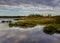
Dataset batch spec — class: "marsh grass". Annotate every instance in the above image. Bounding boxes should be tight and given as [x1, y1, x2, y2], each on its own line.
[43, 24, 60, 34]
[9, 14, 60, 33]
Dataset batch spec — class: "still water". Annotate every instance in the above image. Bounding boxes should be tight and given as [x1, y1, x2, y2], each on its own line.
[0, 18, 60, 43]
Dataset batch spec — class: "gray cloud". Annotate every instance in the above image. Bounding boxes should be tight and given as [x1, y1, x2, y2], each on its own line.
[0, 0, 60, 7]
[0, 0, 59, 11]
[0, 4, 54, 10]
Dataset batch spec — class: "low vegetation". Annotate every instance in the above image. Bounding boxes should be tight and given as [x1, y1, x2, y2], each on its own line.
[43, 15, 60, 34]
[8, 14, 60, 34]
[9, 14, 56, 27]
[43, 24, 60, 34]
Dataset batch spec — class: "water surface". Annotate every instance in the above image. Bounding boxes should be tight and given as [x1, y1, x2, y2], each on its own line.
[0, 18, 60, 43]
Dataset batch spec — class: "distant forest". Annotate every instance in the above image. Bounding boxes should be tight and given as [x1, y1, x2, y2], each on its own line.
[0, 14, 60, 18]
[0, 16, 21, 18]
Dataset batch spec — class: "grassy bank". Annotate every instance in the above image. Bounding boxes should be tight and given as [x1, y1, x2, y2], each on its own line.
[9, 14, 60, 33]
[9, 18, 55, 28]
[43, 24, 60, 34]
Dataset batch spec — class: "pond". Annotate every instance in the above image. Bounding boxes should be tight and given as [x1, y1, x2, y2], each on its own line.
[0, 18, 60, 43]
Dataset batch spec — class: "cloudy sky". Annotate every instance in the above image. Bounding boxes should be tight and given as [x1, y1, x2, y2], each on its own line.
[0, 0, 60, 16]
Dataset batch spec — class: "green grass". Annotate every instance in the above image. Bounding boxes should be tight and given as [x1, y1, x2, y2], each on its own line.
[9, 18, 55, 28]
[8, 14, 60, 34]
[43, 24, 60, 34]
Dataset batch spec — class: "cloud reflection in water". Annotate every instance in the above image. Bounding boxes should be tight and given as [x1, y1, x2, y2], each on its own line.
[0, 25, 60, 43]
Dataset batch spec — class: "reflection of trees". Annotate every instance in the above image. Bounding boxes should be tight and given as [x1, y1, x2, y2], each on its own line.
[0, 16, 21, 18]
[1, 20, 12, 23]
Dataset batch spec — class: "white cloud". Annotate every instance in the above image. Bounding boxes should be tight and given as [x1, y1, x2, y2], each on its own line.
[0, 5, 19, 10]
[0, 4, 59, 11]
[18, 4, 54, 10]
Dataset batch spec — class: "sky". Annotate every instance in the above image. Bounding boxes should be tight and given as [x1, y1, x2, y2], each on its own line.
[0, 0, 60, 16]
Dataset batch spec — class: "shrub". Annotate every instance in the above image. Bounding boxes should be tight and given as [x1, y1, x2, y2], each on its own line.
[43, 25, 57, 35]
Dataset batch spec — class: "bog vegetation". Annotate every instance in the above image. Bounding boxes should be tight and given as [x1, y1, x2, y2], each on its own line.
[8, 14, 60, 34]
